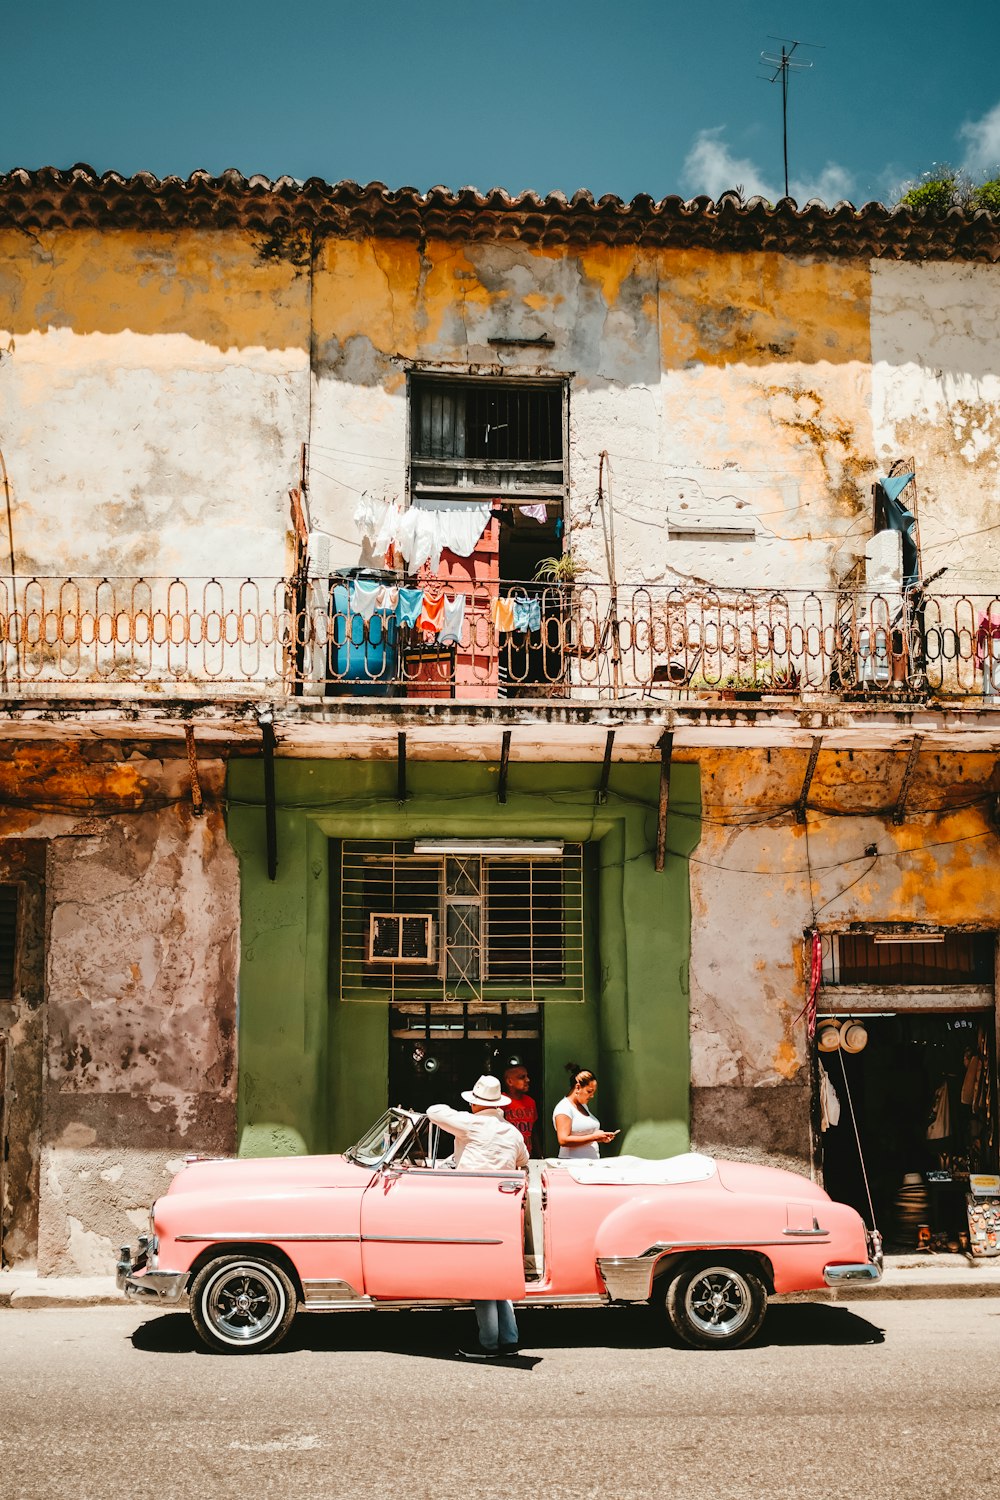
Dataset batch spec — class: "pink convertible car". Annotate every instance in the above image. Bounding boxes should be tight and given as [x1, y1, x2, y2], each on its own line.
[116, 1107, 882, 1353]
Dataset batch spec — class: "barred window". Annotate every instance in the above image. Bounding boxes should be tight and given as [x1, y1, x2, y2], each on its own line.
[409, 377, 566, 499]
[339, 841, 583, 1003]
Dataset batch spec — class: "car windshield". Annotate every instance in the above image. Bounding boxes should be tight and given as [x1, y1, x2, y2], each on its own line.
[345, 1110, 414, 1167]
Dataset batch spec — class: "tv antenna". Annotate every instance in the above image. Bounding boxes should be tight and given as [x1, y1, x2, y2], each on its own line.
[759, 37, 822, 200]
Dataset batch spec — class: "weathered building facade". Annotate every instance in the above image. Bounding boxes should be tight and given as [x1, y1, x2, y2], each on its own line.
[1, 166, 999, 1270]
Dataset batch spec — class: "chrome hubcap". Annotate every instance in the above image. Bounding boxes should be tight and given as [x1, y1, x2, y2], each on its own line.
[205, 1265, 284, 1343]
[684, 1267, 753, 1339]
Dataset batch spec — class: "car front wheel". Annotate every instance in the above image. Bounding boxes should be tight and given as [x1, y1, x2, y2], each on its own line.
[665, 1259, 767, 1350]
[189, 1255, 297, 1354]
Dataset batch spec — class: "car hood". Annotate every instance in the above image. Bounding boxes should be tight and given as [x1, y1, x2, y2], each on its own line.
[167, 1152, 373, 1196]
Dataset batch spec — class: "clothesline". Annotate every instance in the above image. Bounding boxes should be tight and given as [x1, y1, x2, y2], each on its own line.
[342, 580, 545, 645]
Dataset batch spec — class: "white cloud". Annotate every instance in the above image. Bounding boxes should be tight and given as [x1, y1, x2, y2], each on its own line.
[794, 162, 854, 206]
[681, 128, 778, 201]
[959, 100, 1000, 173]
[681, 128, 855, 205]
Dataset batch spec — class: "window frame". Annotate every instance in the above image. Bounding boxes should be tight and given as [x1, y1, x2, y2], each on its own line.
[405, 370, 570, 506]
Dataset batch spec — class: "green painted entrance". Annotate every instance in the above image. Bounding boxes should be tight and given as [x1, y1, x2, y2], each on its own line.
[227, 757, 700, 1160]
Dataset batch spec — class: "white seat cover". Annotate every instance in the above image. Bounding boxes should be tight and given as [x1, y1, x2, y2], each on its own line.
[563, 1153, 717, 1186]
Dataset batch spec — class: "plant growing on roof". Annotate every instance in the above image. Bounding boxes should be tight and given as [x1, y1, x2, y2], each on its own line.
[893, 164, 1000, 214]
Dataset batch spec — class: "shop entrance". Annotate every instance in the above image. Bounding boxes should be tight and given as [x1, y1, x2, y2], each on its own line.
[819, 1010, 997, 1249]
[388, 1003, 543, 1121]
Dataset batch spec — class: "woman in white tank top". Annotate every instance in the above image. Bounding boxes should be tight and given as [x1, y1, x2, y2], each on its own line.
[552, 1064, 618, 1159]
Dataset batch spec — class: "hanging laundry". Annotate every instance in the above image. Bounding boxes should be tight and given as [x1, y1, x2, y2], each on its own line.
[976, 611, 1000, 700]
[518, 504, 548, 524]
[492, 597, 516, 633]
[819, 1068, 841, 1131]
[513, 597, 542, 633]
[393, 500, 493, 572]
[353, 493, 381, 539]
[398, 587, 424, 629]
[371, 502, 403, 564]
[961, 1051, 982, 1107]
[375, 585, 399, 612]
[417, 593, 445, 633]
[349, 579, 383, 622]
[440, 593, 466, 646]
[926, 1081, 951, 1141]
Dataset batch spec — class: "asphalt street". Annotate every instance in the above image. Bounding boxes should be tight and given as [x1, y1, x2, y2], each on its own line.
[2, 1299, 999, 1500]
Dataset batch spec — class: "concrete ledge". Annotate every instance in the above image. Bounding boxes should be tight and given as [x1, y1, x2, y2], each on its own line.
[0, 1275, 120, 1308]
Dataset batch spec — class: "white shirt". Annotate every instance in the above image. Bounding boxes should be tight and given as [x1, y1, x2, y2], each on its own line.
[553, 1096, 602, 1159]
[426, 1104, 529, 1172]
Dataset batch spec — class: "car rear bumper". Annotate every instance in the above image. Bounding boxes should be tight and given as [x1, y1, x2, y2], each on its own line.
[822, 1261, 882, 1286]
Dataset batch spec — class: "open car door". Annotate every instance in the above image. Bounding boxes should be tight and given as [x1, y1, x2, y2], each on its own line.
[360, 1166, 526, 1301]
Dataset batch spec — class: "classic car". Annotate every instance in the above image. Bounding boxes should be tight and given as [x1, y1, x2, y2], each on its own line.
[116, 1107, 882, 1354]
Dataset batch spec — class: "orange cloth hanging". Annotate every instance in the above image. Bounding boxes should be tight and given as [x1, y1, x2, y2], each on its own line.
[492, 596, 516, 633]
[417, 593, 445, 633]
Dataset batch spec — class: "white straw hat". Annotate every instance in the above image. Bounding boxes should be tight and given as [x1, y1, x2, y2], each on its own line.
[841, 1021, 869, 1054]
[461, 1075, 511, 1108]
[817, 1021, 842, 1052]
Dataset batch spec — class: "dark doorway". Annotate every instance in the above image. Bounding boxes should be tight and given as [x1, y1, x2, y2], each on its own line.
[820, 1011, 996, 1249]
[497, 513, 566, 697]
[388, 1005, 543, 1125]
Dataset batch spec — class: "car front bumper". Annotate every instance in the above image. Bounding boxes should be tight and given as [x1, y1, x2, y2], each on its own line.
[116, 1235, 188, 1304]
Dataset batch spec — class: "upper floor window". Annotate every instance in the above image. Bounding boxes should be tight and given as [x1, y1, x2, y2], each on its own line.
[823, 931, 994, 987]
[409, 376, 566, 499]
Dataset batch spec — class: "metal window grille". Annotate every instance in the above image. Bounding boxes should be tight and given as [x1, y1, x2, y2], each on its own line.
[0, 886, 16, 1001]
[339, 840, 584, 1003]
[823, 931, 995, 986]
[409, 377, 565, 497]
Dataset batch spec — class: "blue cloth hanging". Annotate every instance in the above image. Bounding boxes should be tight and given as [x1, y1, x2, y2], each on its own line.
[876, 473, 918, 586]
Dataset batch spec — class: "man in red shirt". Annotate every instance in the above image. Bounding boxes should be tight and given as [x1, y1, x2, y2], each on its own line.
[502, 1064, 538, 1157]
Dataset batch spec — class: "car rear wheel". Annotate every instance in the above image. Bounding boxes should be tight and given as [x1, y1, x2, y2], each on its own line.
[665, 1259, 767, 1350]
[189, 1255, 297, 1354]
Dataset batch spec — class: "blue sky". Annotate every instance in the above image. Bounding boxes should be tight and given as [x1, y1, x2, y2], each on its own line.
[5, 1, 999, 205]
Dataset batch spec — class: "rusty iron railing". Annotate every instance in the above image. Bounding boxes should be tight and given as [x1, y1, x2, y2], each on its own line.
[0, 576, 999, 704]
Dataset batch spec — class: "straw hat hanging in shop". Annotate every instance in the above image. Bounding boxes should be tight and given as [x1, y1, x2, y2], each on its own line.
[840, 1021, 869, 1054]
[817, 1020, 843, 1052]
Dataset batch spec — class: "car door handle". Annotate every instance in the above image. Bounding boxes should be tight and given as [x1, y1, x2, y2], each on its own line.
[498, 1181, 522, 1193]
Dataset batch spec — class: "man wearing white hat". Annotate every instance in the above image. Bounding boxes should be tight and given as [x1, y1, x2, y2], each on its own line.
[427, 1075, 529, 1358]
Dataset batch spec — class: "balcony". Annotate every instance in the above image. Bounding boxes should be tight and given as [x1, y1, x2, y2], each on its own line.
[0, 575, 998, 710]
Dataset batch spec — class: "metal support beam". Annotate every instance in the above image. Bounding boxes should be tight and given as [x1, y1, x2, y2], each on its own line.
[892, 734, 924, 825]
[596, 730, 615, 804]
[260, 714, 277, 882]
[795, 736, 823, 825]
[498, 730, 512, 805]
[397, 732, 407, 805]
[184, 724, 204, 818]
[655, 731, 673, 872]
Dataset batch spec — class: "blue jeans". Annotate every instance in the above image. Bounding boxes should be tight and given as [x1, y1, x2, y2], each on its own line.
[473, 1299, 518, 1351]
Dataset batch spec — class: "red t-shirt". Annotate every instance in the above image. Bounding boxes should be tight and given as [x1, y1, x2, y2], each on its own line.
[504, 1094, 538, 1152]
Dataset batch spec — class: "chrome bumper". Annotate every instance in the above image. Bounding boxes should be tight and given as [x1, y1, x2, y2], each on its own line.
[116, 1235, 188, 1304]
[823, 1227, 883, 1287]
[823, 1262, 882, 1286]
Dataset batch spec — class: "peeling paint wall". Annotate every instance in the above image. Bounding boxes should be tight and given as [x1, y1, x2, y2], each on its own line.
[687, 746, 1000, 1173]
[0, 229, 309, 578]
[0, 745, 239, 1271]
[0, 840, 45, 1266]
[3, 231, 998, 595]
